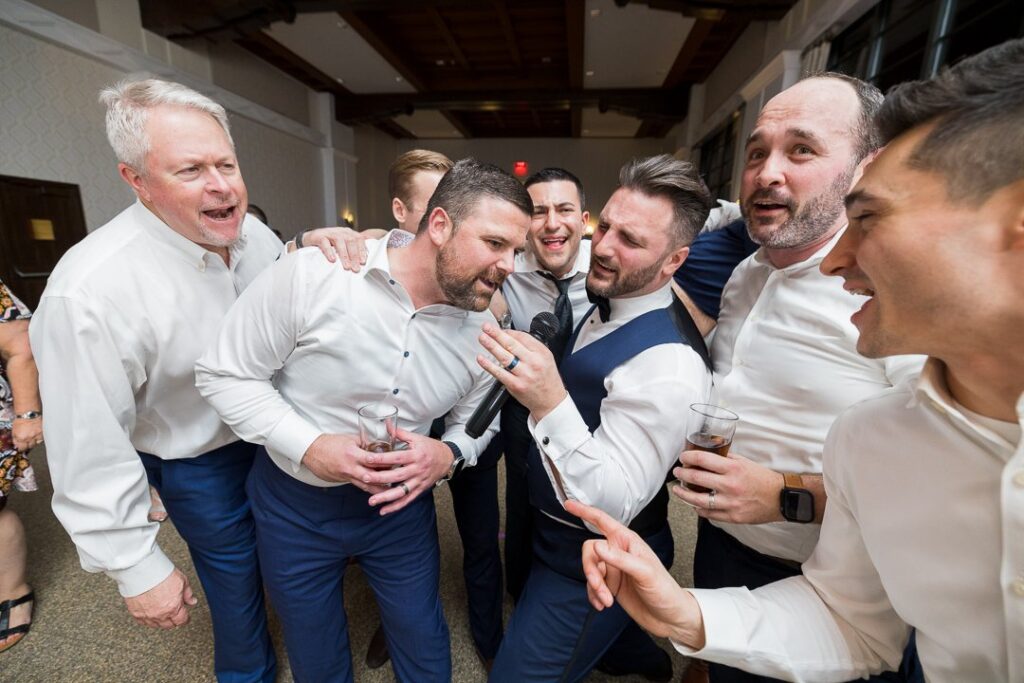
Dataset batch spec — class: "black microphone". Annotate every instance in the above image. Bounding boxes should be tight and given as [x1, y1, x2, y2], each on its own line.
[465, 311, 561, 438]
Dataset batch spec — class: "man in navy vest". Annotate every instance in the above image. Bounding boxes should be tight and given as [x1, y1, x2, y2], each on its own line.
[476, 155, 714, 682]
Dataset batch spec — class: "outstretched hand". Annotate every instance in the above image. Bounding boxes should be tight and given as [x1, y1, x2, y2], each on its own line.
[565, 499, 707, 649]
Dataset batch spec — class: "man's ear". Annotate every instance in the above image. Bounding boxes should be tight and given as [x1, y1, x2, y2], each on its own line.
[392, 197, 406, 226]
[850, 147, 884, 189]
[581, 210, 590, 228]
[426, 206, 453, 247]
[663, 245, 690, 277]
[119, 163, 149, 201]
[1005, 179, 1024, 252]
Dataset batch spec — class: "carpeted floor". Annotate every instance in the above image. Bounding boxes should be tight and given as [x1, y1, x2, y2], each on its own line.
[3, 447, 699, 682]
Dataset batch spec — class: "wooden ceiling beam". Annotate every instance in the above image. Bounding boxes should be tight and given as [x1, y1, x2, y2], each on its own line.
[339, 10, 428, 90]
[493, 1, 523, 69]
[428, 7, 472, 70]
[566, 0, 585, 137]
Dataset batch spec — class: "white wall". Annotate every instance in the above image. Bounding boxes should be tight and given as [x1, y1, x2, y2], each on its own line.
[0, 1, 356, 235]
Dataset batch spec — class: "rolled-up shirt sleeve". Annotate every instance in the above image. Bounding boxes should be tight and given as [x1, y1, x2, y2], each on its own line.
[528, 344, 710, 526]
[30, 297, 174, 597]
[195, 252, 322, 470]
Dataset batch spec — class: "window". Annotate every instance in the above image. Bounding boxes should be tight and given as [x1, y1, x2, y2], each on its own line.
[826, 0, 1024, 89]
[698, 108, 742, 202]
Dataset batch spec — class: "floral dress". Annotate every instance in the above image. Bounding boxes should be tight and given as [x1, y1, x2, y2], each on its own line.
[0, 279, 38, 502]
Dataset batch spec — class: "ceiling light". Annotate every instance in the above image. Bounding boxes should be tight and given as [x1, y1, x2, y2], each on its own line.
[583, 128, 590, 134]
[541, 56, 552, 64]
[586, 70, 594, 77]
[590, 9, 601, 16]
[336, 21, 347, 29]
[395, 76, 403, 82]
[436, 59, 445, 66]
[335, 77, 344, 84]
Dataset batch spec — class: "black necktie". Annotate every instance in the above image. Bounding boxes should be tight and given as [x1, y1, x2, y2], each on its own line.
[586, 287, 611, 323]
[540, 273, 573, 363]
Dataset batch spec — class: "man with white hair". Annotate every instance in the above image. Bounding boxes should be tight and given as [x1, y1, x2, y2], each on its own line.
[30, 78, 337, 682]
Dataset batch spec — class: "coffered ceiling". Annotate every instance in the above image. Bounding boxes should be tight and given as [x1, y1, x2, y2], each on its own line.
[139, 0, 796, 139]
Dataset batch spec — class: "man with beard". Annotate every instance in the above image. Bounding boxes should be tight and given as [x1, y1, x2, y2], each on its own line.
[195, 158, 531, 682]
[476, 155, 713, 681]
[570, 37, 1024, 683]
[670, 74, 924, 683]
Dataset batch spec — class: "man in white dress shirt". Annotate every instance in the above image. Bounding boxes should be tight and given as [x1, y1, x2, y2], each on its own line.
[570, 37, 1024, 683]
[195, 158, 531, 683]
[669, 74, 923, 683]
[477, 155, 714, 681]
[30, 80, 285, 682]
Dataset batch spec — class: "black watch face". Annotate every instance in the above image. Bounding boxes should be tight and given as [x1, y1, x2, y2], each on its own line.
[783, 489, 814, 523]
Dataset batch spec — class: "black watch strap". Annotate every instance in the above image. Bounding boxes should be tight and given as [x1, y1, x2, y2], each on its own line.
[438, 441, 465, 484]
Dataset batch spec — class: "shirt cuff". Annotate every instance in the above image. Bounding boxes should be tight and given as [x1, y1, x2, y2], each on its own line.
[527, 394, 590, 462]
[107, 545, 176, 598]
[264, 410, 323, 473]
[670, 588, 753, 658]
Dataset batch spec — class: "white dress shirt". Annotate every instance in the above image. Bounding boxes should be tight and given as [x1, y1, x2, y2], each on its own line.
[528, 283, 712, 528]
[30, 201, 282, 597]
[711, 230, 924, 562]
[678, 359, 1023, 683]
[195, 236, 497, 487]
[503, 240, 593, 330]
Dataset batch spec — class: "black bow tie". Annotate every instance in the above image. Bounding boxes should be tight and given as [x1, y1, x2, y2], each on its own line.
[587, 288, 611, 323]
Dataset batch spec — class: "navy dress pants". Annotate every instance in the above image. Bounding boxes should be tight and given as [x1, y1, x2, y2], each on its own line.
[448, 433, 505, 659]
[247, 449, 450, 683]
[490, 521, 674, 682]
[139, 441, 276, 683]
[694, 519, 922, 683]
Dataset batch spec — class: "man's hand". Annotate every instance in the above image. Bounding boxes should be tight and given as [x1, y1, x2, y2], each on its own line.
[476, 323, 567, 420]
[366, 427, 454, 515]
[11, 415, 42, 452]
[300, 433, 392, 495]
[124, 568, 197, 629]
[672, 450, 783, 524]
[289, 227, 385, 271]
[566, 500, 707, 649]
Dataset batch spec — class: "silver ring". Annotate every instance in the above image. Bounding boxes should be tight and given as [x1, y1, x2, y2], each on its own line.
[708, 490, 716, 510]
[504, 356, 520, 372]
[400, 483, 411, 496]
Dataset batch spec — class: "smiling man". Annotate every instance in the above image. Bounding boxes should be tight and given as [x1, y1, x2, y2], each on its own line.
[195, 158, 531, 682]
[30, 79, 284, 682]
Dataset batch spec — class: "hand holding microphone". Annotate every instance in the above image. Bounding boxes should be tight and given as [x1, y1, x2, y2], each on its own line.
[469, 311, 564, 437]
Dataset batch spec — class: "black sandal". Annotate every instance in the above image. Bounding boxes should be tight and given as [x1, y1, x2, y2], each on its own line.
[0, 591, 34, 653]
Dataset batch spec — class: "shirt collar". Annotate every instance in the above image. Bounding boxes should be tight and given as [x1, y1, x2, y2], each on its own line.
[606, 281, 673, 322]
[751, 225, 846, 274]
[516, 239, 590, 279]
[366, 233, 471, 319]
[133, 200, 249, 271]
[910, 358, 1022, 458]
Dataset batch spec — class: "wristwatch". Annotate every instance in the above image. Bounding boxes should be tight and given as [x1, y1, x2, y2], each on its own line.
[436, 441, 465, 486]
[780, 473, 815, 523]
[15, 410, 42, 420]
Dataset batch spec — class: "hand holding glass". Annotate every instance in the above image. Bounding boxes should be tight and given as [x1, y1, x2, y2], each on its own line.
[358, 402, 399, 454]
[684, 403, 739, 493]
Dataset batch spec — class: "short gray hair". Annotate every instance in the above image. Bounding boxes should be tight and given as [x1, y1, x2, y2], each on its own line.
[99, 78, 234, 171]
[618, 155, 712, 247]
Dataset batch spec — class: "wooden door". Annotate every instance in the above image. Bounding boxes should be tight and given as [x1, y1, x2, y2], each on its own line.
[0, 175, 88, 310]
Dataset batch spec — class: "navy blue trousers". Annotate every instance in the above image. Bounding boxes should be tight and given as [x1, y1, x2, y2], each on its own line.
[139, 441, 275, 683]
[490, 521, 674, 682]
[247, 449, 450, 683]
[694, 519, 922, 683]
[449, 434, 504, 659]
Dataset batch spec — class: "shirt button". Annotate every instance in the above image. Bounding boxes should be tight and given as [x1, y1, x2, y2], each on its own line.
[411, 313, 417, 319]
[1013, 471, 1024, 488]
[1013, 578, 1024, 598]
[542, 436, 550, 445]
[389, 279, 396, 285]
[404, 351, 410, 358]
[392, 389, 399, 395]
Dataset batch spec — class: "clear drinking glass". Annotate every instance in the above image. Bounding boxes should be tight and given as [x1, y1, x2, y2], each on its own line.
[684, 403, 739, 493]
[358, 402, 399, 453]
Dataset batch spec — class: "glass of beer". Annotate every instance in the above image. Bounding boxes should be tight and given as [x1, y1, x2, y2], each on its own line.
[358, 402, 399, 453]
[684, 403, 739, 493]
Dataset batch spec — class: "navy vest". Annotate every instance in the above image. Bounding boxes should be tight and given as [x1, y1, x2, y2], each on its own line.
[526, 297, 710, 578]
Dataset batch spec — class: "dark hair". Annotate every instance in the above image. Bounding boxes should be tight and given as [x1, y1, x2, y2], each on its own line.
[801, 71, 884, 162]
[618, 154, 712, 247]
[420, 158, 533, 232]
[524, 167, 587, 211]
[389, 149, 454, 207]
[246, 203, 268, 225]
[875, 38, 1024, 203]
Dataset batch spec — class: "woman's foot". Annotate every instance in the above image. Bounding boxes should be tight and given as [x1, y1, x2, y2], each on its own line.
[148, 486, 168, 523]
[0, 586, 34, 653]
